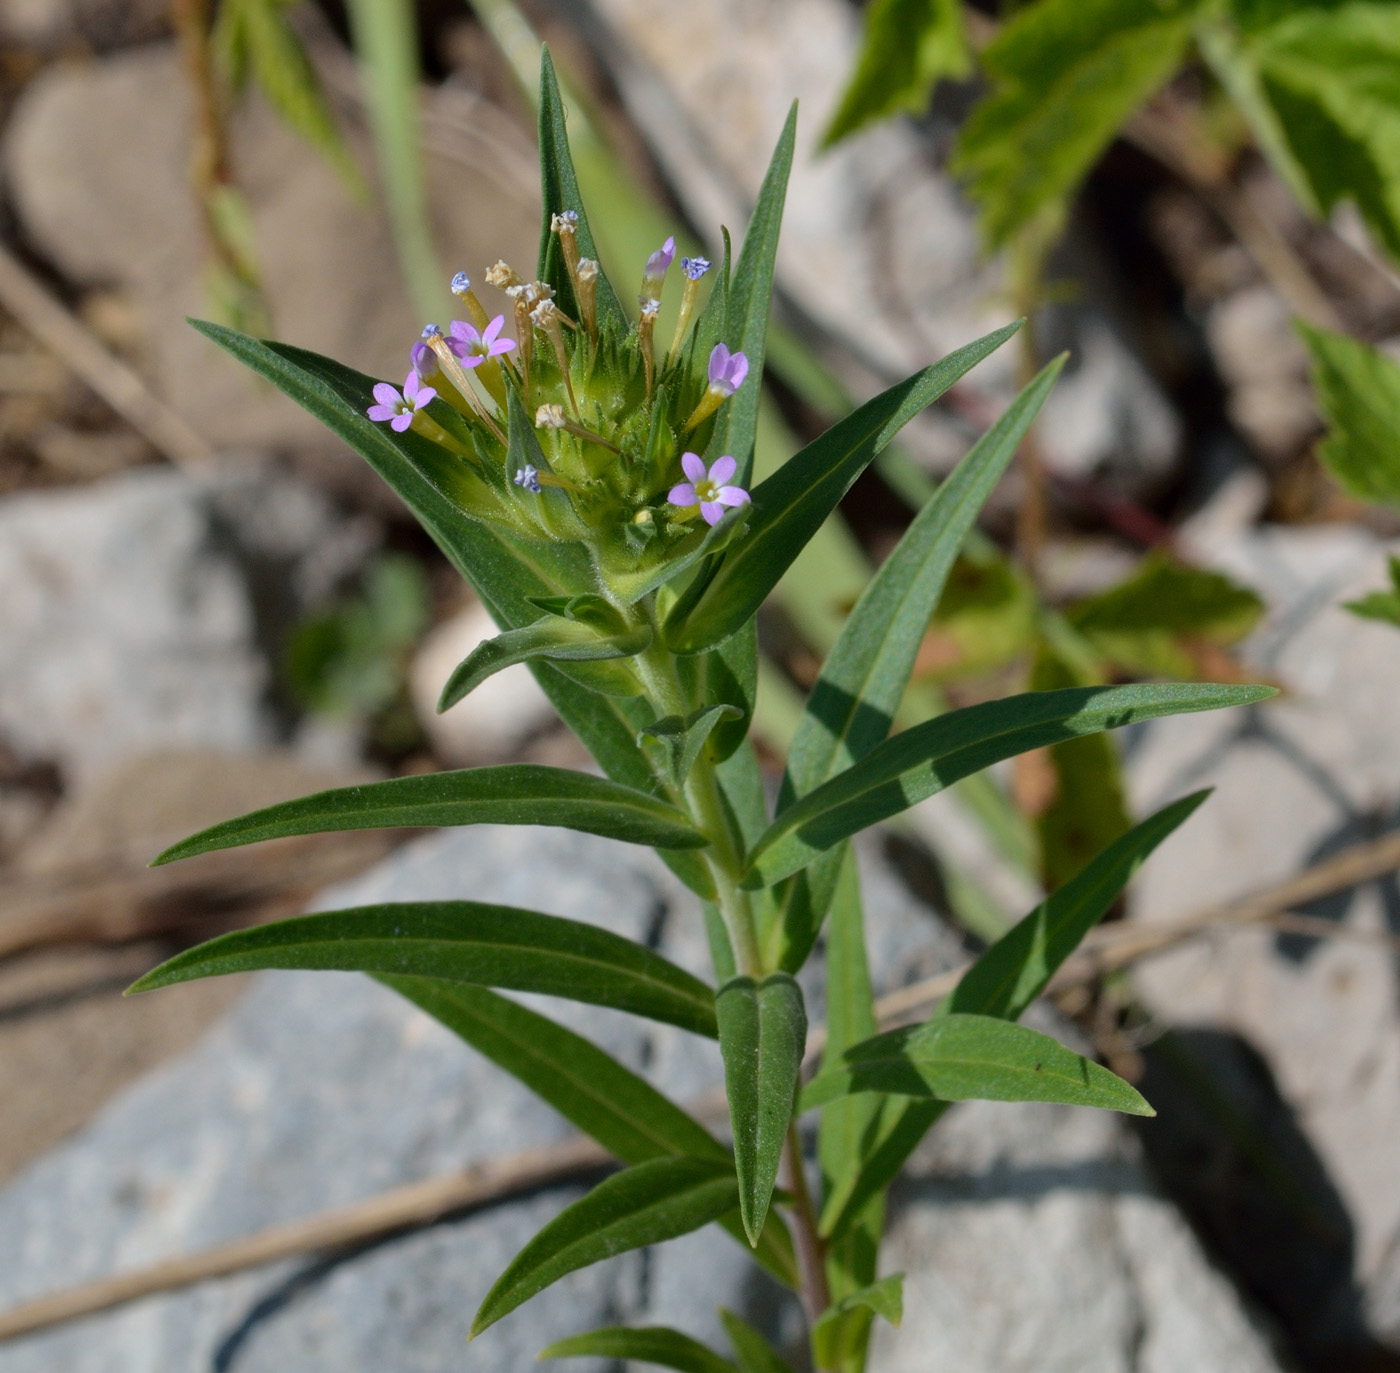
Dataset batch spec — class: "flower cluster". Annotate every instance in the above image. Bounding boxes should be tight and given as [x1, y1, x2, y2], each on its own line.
[365, 223, 753, 589]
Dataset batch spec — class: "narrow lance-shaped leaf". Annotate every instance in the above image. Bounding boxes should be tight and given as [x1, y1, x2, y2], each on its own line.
[639, 706, 744, 790]
[438, 617, 650, 711]
[719, 1310, 797, 1373]
[536, 46, 627, 332]
[716, 973, 808, 1245]
[746, 682, 1273, 888]
[811, 1274, 905, 1371]
[820, 790, 1210, 1240]
[152, 765, 708, 866]
[707, 106, 796, 488]
[667, 323, 1023, 656]
[541, 1326, 740, 1373]
[471, 1157, 739, 1336]
[130, 902, 718, 1037]
[798, 1012, 1152, 1116]
[766, 347, 1052, 970]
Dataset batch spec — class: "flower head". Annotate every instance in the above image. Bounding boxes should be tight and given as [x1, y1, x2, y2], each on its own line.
[448, 315, 516, 367]
[513, 464, 541, 493]
[450, 271, 472, 296]
[644, 236, 676, 284]
[668, 452, 750, 526]
[708, 343, 749, 396]
[682, 256, 711, 281]
[367, 371, 436, 432]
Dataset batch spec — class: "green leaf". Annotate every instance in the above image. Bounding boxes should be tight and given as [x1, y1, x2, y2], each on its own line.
[746, 683, 1272, 888]
[471, 1156, 738, 1336]
[1242, 5, 1400, 261]
[811, 1275, 905, 1370]
[379, 978, 724, 1163]
[1345, 555, 1400, 626]
[1299, 322, 1400, 509]
[667, 323, 1023, 655]
[639, 706, 744, 790]
[438, 617, 649, 710]
[823, 0, 970, 146]
[798, 1013, 1152, 1115]
[716, 973, 808, 1245]
[129, 902, 718, 1037]
[954, 0, 1203, 248]
[537, 46, 628, 333]
[719, 1311, 796, 1373]
[763, 351, 1053, 970]
[541, 1326, 740, 1373]
[708, 108, 797, 489]
[151, 765, 709, 864]
[1067, 550, 1266, 679]
[240, 0, 366, 194]
[819, 791, 1208, 1240]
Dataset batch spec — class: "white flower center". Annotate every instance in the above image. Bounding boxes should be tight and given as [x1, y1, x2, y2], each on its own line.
[695, 478, 719, 503]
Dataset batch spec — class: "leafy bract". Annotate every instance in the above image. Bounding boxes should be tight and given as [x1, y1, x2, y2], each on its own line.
[955, 0, 1203, 248]
[823, 0, 970, 146]
[541, 1326, 740, 1373]
[438, 617, 649, 710]
[471, 1157, 739, 1335]
[798, 1013, 1152, 1115]
[640, 706, 744, 790]
[537, 46, 627, 331]
[819, 791, 1208, 1240]
[746, 683, 1272, 888]
[716, 973, 808, 1245]
[1299, 322, 1400, 510]
[129, 902, 718, 1037]
[151, 766, 708, 865]
[666, 323, 1023, 655]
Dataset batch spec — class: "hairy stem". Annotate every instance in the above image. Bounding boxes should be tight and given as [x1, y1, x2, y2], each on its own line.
[783, 1125, 833, 1365]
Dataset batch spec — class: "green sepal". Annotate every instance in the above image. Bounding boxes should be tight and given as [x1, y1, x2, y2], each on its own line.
[639, 705, 744, 790]
[716, 972, 808, 1245]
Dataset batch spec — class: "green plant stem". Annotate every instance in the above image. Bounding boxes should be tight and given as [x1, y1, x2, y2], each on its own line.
[631, 625, 763, 978]
[783, 1124, 833, 1367]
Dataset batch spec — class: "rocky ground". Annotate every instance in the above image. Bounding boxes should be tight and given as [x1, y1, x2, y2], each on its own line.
[0, 0, 1398, 1369]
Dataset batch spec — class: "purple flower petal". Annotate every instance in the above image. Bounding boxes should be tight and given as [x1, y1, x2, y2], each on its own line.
[413, 385, 436, 410]
[488, 336, 516, 356]
[482, 315, 505, 347]
[403, 372, 424, 402]
[708, 454, 737, 486]
[708, 343, 731, 387]
[700, 501, 724, 526]
[390, 413, 413, 432]
[681, 451, 707, 483]
[717, 486, 750, 507]
[410, 341, 437, 380]
[449, 320, 479, 344]
[726, 352, 749, 390]
[668, 483, 698, 506]
[372, 382, 402, 407]
[367, 404, 397, 422]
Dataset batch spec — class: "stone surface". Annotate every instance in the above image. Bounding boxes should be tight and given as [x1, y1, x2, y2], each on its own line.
[1125, 523, 1400, 1353]
[578, 0, 1180, 489]
[0, 461, 372, 781]
[0, 822, 1283, 1369]
[1, 42, 539, 460]
[408, 600, 557, 766]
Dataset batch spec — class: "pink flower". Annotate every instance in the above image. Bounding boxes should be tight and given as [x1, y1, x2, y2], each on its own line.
[448, 314, 516, 367]
[707, 343, 749, 396]
[668, 452, 750, 526]
[644, 235, 676, 284]
[367, 371, 436, 432]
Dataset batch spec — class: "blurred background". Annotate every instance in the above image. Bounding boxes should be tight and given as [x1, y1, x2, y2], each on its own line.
[2, 0, 1400, 1369]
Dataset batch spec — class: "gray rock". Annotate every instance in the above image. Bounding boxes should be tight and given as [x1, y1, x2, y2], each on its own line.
[0, 821, 1284, 1369]
[0, 462, 372, 781]
[1125, 523, 1400, 1352]
[577, 0, 1180, 490]
[1, 42, 540, 459]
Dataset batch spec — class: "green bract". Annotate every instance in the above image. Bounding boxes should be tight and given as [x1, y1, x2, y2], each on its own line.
[137, 47, 1276, 1373]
